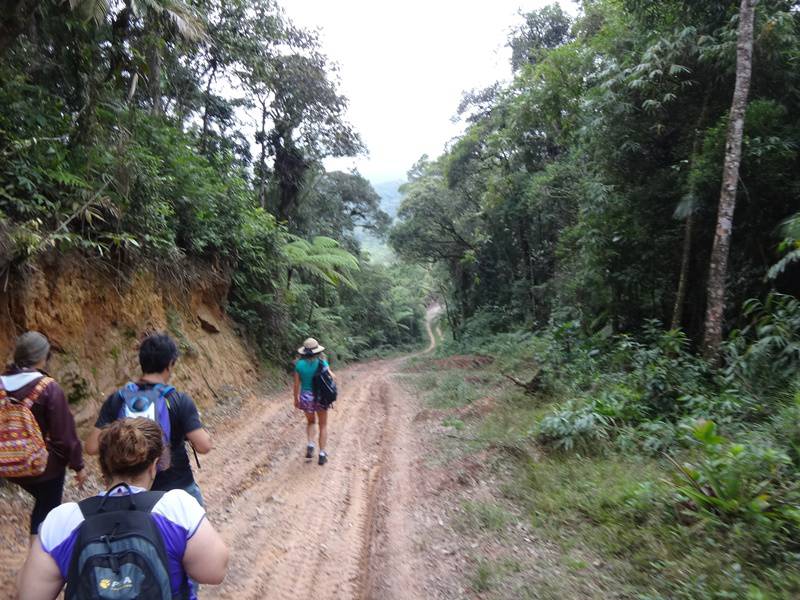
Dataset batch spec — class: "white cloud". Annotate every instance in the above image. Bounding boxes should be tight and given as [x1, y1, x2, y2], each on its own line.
[282, 0, 570, 183]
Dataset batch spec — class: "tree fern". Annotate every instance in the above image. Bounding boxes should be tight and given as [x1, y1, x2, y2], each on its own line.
[283, 235, 359, 288]
[131, 0, 206, 41]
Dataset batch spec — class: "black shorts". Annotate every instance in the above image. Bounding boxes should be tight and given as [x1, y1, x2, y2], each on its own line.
[17, 473, 65, 535]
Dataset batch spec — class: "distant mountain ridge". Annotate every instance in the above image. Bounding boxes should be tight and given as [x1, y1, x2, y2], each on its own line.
[371, 179, 405, 220]
[356, 178, 405, 264]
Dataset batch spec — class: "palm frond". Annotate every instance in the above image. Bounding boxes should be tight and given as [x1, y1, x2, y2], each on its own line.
[68, 0, 111, 25]
[131, 0, 207, 41]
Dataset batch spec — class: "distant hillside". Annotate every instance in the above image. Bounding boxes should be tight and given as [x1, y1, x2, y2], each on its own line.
[372, 179, 406, 220]
[357, 178, 406, 264]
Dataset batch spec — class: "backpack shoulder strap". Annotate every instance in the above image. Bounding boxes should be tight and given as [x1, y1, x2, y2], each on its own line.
[154, 385, 176, 410]
[78, 490, 166, 518]
[134, 490, 167, 513]
[28, 376, 54, 401]
[13, 376, 54, 408]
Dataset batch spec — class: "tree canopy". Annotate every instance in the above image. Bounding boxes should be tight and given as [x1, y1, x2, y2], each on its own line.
[0, 0, 425, 359]
[392, 0, 800, 345]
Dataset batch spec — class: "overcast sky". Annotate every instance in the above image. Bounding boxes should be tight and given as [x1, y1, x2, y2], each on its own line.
[283, 0, 571, 184]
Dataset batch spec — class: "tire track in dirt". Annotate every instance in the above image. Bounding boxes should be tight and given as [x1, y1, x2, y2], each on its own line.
[199, 312, 439, 599]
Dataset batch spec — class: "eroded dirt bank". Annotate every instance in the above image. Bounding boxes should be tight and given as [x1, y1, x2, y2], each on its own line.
[0, 258, 262, 421]
[0, 257, 265, 598]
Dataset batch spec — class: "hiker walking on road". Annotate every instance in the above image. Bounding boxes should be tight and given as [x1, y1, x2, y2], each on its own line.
[18, 418, 229, 600]
[0, 331, 86, 544]
[294, 338, 337, 465]
[85, 333, 211, 506]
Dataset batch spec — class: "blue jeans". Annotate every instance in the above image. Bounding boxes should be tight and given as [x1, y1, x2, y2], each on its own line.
[184, 481, 205, 507]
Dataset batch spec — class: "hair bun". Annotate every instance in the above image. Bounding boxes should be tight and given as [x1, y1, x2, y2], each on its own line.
[98, 418, 168, 479]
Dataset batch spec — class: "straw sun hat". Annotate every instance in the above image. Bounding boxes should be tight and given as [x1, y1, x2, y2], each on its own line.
[298, 338, 325, 356]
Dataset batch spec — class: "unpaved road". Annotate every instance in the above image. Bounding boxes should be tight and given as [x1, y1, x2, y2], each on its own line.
[0, 310, 439, 599]
[199, 356, 427, 599]
[199, 310, 440, 599]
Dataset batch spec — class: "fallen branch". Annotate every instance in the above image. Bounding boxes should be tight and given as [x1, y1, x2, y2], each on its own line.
[503, 373, 529, 388]
[34, 180, 112, 255]
[444, 434, 534, 460]
[502, 370, 542, 395]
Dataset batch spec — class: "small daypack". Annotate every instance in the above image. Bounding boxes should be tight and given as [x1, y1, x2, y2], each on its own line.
[117, 382, 173, 450]
[0, 376, 52, 478]
[65, 483, 187, 600]
[312, 362, 337, 408]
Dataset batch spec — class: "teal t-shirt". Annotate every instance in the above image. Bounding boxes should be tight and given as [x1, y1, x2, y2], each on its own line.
[295, 357, 328, 392]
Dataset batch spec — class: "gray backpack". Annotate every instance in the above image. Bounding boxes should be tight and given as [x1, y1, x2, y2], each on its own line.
[65, 483, 190, 600]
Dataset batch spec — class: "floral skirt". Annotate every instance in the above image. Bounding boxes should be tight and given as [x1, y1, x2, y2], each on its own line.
[298, 390, 325, 414]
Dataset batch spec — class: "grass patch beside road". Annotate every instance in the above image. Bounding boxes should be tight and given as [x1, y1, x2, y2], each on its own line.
[405, 356, 800, 599]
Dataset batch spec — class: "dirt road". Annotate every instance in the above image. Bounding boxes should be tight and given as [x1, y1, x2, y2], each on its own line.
[193, 311, 441, 599]
[199, 357, 425, 599]
[0, 310, 440, 599]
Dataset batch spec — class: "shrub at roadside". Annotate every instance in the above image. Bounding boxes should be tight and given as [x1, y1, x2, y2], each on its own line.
[429, 293, 800, 597]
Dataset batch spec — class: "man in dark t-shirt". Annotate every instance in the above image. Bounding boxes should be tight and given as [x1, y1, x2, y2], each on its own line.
[85, 333, 212, 505]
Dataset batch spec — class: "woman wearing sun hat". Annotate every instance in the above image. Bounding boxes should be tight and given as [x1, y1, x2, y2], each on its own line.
[293, 338, 336, 465]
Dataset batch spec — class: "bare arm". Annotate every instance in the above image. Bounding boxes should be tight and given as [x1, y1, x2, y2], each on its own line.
[182, 519, 229, 584]
[84, 427, 102, 456]
[293, 372, 300, 407]
[17, 539, 64, 600]
[185, 428, 212, 454]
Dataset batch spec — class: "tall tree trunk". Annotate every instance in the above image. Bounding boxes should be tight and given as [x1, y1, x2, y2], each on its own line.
[702, 0, 756, 360]
[438, 283, 459, 341]
[199, 61, 218, 154]
[671, 87, 712, 331]
[271, 125, 309, 224]
[258, 99, 268, 210]
[671, 212, 695, 330]
[70, 35, 100, 148]
[146, 19, 163, 116]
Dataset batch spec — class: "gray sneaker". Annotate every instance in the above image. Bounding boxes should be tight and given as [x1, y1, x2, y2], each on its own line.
[306, 444, 315, 459]
[318, 452, 328, 466]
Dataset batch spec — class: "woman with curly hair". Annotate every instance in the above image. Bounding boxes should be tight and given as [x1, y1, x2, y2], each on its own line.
[17, 418, 228, 600]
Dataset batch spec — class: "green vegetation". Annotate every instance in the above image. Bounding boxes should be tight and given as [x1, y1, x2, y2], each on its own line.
[411, 327, 800, 596]
[392, 3, 800, 596]
[411, 303, 800, 597]
[391, 0, 799, 349]
[0, 0, 427, 360]
[458, 501, 512, 532]
[2, 0, 799, 594]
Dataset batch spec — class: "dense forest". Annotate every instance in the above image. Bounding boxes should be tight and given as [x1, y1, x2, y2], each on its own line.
[390, 1, 800, 596]
[392, 1, 799, 346]
[0, 0, 427, 362]
[2, 0, 800, 596]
